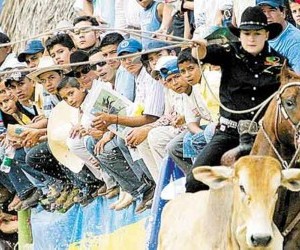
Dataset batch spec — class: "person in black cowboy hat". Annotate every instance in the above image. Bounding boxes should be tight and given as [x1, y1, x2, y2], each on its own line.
[186, 6, 286, 192]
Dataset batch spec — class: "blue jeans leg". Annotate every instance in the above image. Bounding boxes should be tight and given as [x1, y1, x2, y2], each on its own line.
[116, 136, 153, 182]
[96, 139, 148, 198]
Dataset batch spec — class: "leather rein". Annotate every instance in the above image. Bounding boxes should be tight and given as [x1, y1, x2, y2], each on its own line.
[261, 82, 300, 169]
[260, 82, 300, 237]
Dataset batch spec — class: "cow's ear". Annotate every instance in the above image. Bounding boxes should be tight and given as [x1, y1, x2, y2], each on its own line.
[282, 169, 300, 192]
[192, 166, 233, 190]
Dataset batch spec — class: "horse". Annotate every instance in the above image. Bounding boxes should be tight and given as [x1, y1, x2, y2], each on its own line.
[251, 68, 300, 249]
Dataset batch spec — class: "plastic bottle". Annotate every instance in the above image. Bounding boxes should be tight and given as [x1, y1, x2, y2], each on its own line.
[0, 146, 15, 173]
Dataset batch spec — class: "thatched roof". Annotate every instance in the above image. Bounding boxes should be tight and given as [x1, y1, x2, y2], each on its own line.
[0, 0, 77, 52]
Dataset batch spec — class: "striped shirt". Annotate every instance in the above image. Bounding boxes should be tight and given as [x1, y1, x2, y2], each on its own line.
[132, 67, 164, 118]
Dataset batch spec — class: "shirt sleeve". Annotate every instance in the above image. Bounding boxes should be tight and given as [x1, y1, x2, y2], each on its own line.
[202, 43, 231, 66]
[143, 78, 165, 117]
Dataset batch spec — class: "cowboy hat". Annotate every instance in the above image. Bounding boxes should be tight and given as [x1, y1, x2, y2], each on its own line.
[228, 6, 282, 40]
[47, 101, 84, 173]
[27, 56, 62, 83]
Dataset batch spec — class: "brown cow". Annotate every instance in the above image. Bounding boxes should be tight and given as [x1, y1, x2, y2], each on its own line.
[158, 156, 300, 250]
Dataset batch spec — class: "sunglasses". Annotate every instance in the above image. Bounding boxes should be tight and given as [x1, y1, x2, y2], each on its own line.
[91, 61, 107, 69]
[73, 65, 92, 78]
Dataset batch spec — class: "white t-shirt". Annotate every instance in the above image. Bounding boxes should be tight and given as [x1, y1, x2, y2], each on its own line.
[183, 84, 212, 124]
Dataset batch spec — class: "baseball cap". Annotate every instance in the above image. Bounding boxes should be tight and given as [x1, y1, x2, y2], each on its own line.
[117, 38, 142, 56]
[151, 56, 177, 79]
[18, 40, 45, 62]
[256, 0, 284, 8]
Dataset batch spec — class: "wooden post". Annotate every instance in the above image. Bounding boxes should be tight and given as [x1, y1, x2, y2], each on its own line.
[18, 210, 33, 249]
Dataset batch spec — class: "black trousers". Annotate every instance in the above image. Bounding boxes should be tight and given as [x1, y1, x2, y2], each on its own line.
[186, 128, 239, 192]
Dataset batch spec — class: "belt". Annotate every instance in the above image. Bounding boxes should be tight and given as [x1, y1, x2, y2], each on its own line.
[219, 117, 259, 135]
[220, 116, 238, 129]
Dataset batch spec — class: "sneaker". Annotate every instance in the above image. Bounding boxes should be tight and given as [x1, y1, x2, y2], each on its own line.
[21, 189, 43, 210]
[55, 185, 72, 209]
[105, 187, 120, 199]
[62, 188, 80, 211]
[8, 195, 21, 212]
[114, 192, 133, 211]
[96, 184, 107, 197]
[135, 185, 156, 214]
[47, 182, 64, 203]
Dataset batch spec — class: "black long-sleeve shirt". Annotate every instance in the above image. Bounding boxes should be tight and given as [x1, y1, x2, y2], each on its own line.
[202, 42, 286, 122]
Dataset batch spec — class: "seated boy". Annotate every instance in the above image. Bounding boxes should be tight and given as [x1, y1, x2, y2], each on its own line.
[58, 77, 153, 212]
[0, 92, 49, 211]
[167, 48, 220, 173]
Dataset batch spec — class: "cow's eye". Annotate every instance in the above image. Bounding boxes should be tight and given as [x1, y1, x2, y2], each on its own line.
[239, 185, 246, 193]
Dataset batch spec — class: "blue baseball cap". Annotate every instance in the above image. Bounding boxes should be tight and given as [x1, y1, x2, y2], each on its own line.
[158, 57, 180, 80]
[256, 0, 284, 8]
[117, 38, 142, 56]
[18, 40, 45, 62]
[144, 40, 170, 51]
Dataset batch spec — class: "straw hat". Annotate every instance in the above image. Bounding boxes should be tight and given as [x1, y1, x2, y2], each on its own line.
[47, 101, 84, 173]
[27, 56, 62, 83]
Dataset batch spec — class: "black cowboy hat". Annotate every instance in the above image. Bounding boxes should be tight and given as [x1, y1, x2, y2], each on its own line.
[228, 6, 282, 40]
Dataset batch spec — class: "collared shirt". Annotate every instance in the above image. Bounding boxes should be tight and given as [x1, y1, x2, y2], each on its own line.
[150, 88, 185, 132]
[202, 42, 284, 122]
[131, 67, 164, 117]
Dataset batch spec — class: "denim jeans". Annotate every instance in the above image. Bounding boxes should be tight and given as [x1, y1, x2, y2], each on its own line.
[87, 136, 149, 198]
[26, 141, 103, 190]
[186, 128, 239, 193]
[63, 166, 102, 190]
[166, 131, 193, 174]
[25, 142, 69, 182]
[116, 136, 153, 182]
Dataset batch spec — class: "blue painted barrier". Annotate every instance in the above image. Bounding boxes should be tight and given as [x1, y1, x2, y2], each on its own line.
[147, 157, 184, 250]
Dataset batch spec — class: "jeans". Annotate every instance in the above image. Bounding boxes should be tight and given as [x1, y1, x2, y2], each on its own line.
[116, 136, 153, 182]
[167, 130, 193, 174]
[185, 128, 239, 193]
[88, 136, 150, 198]
[25, 142, 68, 182]
[63, 166, 102, 190]
[85, 137, 117, 189]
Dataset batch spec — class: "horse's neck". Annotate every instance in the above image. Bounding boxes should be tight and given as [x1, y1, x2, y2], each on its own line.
[202, 186, 234, 248]
[251, 100, 279, 156]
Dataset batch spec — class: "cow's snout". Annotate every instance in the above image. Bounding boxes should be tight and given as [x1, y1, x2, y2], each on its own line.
[250, 234, 272, 247]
